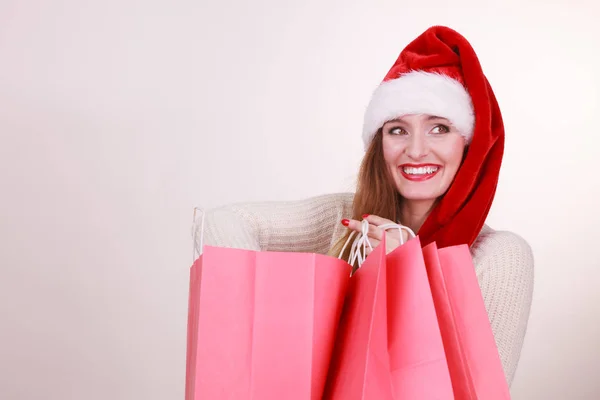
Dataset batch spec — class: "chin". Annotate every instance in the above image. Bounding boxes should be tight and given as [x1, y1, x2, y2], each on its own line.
[397, 187, 445, 202]
[400, 195, 439, 202]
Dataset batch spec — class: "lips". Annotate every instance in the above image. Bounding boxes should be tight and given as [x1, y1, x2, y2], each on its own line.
[399, 163, 441, 182]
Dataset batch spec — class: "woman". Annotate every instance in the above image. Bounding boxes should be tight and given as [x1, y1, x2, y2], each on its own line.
[200, 26, 534, 387]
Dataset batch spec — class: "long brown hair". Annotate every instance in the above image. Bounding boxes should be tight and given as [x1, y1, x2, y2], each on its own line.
[328, 129, 403, 265]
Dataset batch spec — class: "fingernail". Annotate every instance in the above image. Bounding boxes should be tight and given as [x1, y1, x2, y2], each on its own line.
[341, 219, 349, 226]
[362, 214, 370, 219]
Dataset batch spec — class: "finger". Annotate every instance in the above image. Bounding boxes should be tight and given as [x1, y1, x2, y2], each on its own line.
[352, 218, 392, 242]
[364, 214, 407, 240]
[366, 224, 385, 241]
[402, 229, 411, 243]
[366, 221, 403, 242]
[363, 214, 396, 227]
[367, 237, 380, 249]
[369, 231, 401, 250]
[364, 238, 380, 255]
[342, 218, 391, 243]
[343, 218, 385, 241]
[342, 218, 365, 234]
[380, 228, 402, 242]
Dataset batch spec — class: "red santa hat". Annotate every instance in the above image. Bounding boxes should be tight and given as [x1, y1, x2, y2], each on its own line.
[362, 26, 505, 248]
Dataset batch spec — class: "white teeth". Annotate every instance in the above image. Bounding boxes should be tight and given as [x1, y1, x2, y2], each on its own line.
[402, 166, 439, 175]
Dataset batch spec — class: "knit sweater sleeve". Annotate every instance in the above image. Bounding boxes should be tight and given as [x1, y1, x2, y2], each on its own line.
[471, 229, 535, 386]
[196, 193, 354, 255]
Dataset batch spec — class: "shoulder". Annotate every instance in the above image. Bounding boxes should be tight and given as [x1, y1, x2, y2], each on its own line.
[469, 225, 535, 307]
[471, 225, 534, 265]
[470, 224, 535, 291]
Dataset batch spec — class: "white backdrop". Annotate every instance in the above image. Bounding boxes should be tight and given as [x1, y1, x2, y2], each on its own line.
[1, 0, 599, 399]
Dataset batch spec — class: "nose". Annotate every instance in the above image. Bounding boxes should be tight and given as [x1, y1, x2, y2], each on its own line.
[405, 133, 428, 160]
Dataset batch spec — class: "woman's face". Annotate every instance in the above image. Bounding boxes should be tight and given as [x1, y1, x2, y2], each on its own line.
[381, 114, 466, 204]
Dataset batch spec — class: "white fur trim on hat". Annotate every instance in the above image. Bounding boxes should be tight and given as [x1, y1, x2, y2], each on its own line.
[362, 70, 474, 149]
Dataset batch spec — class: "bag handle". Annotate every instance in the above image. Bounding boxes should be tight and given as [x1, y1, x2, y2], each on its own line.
[376, 223, 416, 245]
[338, 219, 369, 266]
[347, 219, 374, 268]
[192, 207, 205, 261]
[337, 219, 416, 269]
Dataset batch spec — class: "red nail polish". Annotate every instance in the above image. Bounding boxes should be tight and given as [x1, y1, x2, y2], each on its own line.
[362, 214, 370, 219]
[341, 219, 349, 226]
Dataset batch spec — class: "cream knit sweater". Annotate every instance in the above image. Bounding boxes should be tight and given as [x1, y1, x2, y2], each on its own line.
[197, 192, 534, 387]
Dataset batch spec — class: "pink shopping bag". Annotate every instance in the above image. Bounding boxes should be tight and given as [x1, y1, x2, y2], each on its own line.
[386, 236, 454, 398]
[322, 236, 395, 400]
[185, 245, 351, 400]
[422, 242, 511, 399]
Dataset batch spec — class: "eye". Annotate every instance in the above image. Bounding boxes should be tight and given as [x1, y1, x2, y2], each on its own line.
[431, 124, 450, 134]
[388, 126, 407, 135]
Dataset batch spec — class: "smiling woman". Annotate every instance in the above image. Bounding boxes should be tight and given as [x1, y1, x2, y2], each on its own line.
[201, 25, 534, 387]
[328, 26, 535, 384]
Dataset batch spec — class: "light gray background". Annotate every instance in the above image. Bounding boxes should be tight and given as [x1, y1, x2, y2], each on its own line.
[2, 0, 599, 399]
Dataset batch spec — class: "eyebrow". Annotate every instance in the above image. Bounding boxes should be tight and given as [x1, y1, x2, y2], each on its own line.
[387, 115, 451, 124]
[425, 115, 450, 122]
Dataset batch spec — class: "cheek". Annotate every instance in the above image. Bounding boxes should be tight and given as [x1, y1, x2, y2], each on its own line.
[382, 137, 403, 166]
[440, 138, 466, 171]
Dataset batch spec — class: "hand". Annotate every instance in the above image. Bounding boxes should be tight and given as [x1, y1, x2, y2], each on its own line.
[342, 214, 410, 256]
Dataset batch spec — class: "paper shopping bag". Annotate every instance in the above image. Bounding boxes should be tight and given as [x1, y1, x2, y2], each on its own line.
[422, 242, 511, 399]
[185, 245, 351, 400]
[385, 236, 454, 398]
[322, 236, 395, 400]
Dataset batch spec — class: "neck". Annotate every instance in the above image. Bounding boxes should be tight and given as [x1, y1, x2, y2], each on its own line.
[399, 199, 437, 233]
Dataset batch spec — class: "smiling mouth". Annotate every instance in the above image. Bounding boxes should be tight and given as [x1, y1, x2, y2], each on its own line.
[402, 166, 439, 175]
[399, 165, 441, 181]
